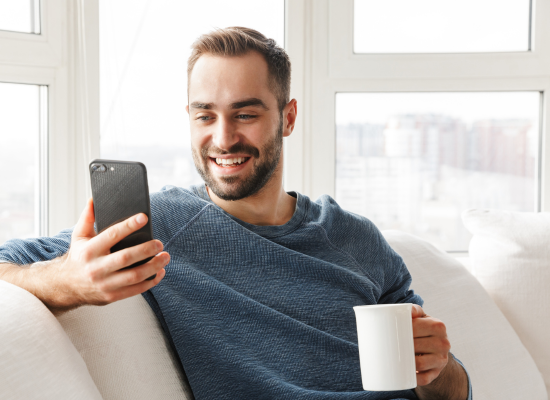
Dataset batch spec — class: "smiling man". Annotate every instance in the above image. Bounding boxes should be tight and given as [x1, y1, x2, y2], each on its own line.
[0, 27, 471, 399]
[187, 44, 296, 226]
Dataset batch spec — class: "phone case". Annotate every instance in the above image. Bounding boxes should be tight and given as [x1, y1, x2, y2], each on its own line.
[89, 159, 156, 278]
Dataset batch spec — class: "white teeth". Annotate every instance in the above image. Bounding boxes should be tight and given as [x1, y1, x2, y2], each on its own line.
[215, 157, 247, 166]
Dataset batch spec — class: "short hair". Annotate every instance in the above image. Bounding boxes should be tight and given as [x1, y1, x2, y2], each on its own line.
[188, 27, 291, 112]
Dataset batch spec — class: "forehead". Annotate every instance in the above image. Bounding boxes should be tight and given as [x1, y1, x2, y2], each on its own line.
[188, 51, 276, 108]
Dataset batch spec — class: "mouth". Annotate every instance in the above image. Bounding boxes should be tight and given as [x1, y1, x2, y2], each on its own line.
[208, 156, 252, 175]
[211, 156, 251, 167]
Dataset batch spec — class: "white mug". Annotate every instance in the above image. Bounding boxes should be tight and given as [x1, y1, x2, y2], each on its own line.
[353, 303, 417, 391]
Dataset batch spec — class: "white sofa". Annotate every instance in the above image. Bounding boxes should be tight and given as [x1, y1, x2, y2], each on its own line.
[1, 209, 549, 400]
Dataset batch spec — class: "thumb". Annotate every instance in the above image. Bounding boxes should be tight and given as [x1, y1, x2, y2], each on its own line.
[72, 197, 97, 240]
[411, 304, 427, 319]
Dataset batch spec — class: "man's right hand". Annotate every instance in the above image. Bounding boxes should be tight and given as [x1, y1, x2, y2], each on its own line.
[0, 198, 168, 314]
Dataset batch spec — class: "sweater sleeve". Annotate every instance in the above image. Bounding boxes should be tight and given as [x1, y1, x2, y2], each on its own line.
[0, 228, 73, 265]
[375, 231, 424, 307]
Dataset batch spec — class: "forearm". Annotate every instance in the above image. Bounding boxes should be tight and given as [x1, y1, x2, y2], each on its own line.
[414, 353, 469, 400]
[0, 254, 77, 315]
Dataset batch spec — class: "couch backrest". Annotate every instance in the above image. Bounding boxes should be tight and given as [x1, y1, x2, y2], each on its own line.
[57, 295, 194, 400]
[383, 230, 548, 400]
[0, 280, 103, 400]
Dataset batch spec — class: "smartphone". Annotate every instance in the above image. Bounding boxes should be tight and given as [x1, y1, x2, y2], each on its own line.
[89, 159, 156, 280]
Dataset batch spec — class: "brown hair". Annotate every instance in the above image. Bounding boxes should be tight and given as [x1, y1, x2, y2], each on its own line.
[188, 27, 291, 112]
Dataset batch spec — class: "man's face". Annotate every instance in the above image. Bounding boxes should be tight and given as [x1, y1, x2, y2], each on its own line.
[187, 51, 284, 201]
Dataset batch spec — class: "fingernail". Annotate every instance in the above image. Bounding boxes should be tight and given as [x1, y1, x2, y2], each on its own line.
[136, 214, 146, 224]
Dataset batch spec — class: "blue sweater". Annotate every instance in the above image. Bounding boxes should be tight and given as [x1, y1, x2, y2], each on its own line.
[0, 185, 472, 400]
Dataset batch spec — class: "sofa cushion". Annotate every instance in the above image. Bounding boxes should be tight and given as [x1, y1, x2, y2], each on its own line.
[56, 294, 194, 400]
[462, 209, 550, 396]
[383, 230, 547, 400]
[0, 280, 102, 400]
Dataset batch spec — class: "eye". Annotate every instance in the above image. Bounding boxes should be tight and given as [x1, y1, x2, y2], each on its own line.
[196, 115, 212, 121]
[236, 114, 257, 120]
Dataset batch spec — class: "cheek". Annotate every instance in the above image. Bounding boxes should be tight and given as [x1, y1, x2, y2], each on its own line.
[190, 129, 209, 151]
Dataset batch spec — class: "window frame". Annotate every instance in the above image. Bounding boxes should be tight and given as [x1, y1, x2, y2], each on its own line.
[285, 0, 550, 217]
[0, 0, 99, 236]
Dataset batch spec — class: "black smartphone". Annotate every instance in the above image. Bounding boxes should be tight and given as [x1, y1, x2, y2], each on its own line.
[89, 159, 156, 280]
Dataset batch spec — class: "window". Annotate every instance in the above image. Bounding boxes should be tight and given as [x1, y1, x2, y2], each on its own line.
[285, 0, 550, 252]
[99, 0, 285, 192]
[0, 0, 41, 34]
[0, 83, 47, 243]
[0, 0, 91, 238]
[335, 92, 540, 251]
[353, 0, 531, 53]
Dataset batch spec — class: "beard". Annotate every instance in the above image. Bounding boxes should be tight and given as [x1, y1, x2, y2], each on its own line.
[192, 117, 283, 201]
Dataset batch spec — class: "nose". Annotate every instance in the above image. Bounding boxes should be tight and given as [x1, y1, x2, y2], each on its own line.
[212, 116, 239, 151]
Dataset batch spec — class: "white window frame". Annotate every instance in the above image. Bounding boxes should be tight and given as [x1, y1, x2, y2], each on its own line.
[285, 0, 550, 214]
[0, 0, 99, 236]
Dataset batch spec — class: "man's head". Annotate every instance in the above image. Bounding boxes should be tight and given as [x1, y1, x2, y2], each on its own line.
[188, 27, 291, 113]
[186, 27, 296, 201]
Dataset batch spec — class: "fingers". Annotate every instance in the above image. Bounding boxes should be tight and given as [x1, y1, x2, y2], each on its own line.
[415, 352, 448, 373]
[100, 239, 164, 276]
[411, 304, 427, 319]
[413, 326, 451, 387]
[414, 336, 451, 356]
[110, 267, 166, 302]
[100, 251, 170, 291]
[416, 367, 443, 387]
[73, 198, 97, 240]
[89, 213, 149, 255]
[413, 316, 447, 338]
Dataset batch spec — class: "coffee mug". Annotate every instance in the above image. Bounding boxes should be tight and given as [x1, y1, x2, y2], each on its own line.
[353, 303, 417, 391]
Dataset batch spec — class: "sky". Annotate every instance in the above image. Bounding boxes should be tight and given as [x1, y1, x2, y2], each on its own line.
[354, 0, 530, 53]
[336, 92, 540, 126]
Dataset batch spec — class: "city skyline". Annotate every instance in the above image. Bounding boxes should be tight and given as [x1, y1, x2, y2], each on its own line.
[336, 112, 537, 251]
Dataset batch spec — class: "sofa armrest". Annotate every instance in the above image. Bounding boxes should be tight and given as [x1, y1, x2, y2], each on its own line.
[0, 279, 102, 400]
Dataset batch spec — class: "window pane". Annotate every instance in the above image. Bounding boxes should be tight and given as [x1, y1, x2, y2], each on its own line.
[0, 82, 41, 243]
[100, 0, 284, 193]
[0, 0, 40, 34]
[354, 0, 530, 53]
[335, 92, 540, 251]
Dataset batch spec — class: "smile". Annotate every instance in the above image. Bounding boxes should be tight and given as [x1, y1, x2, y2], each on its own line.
[212, 157, 250, 167]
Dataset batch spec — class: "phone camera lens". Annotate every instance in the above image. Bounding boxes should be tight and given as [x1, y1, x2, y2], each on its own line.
[91, 164, 107, 173]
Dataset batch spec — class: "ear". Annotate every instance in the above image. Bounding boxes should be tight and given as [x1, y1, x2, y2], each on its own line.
[282, 99, 297, 138]
[185, 105, 190, 114]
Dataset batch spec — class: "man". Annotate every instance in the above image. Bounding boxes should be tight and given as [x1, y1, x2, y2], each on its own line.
[0, 27, 471, 399]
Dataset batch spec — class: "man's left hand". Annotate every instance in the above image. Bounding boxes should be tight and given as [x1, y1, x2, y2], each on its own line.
[411, 304, 451, 386]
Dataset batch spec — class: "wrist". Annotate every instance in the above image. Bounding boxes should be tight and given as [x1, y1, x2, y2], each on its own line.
[29, 255, 80, 315]
[415, 353, 468, 400]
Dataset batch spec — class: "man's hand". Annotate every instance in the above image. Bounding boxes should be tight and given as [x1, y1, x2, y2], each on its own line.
[412, 305, 469, 400]
[0, 198, 169, 314]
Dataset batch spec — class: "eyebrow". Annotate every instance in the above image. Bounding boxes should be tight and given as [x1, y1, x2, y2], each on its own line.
[189, 102, 212, 110]
[230, 98, 269, 110]
[189, 98, 269, 111]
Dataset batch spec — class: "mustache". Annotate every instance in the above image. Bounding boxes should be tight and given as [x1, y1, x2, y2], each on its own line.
[201, 143, 260, 159]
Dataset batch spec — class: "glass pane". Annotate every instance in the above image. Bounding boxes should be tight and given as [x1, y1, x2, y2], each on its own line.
[336, 92, 540, 251]
[354, 0, 530, 53]
[0, 82, 40, 243]
[0, 0, 40, 34]
[100, 0, 284, 192]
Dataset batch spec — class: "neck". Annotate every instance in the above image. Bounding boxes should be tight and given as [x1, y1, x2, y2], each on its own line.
[206, 168, 297, 226]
